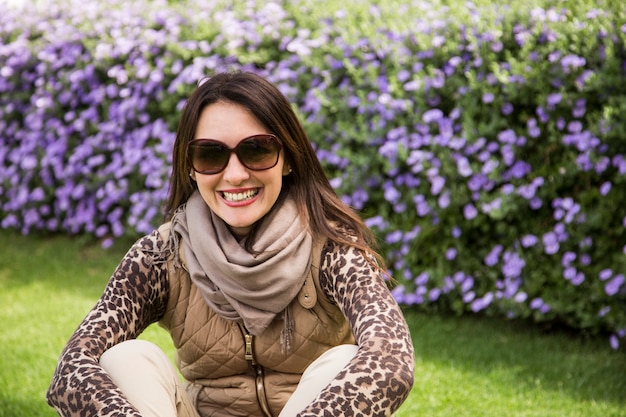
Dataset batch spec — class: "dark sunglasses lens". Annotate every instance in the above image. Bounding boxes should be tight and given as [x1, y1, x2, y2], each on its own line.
[238, 136, 280, 170]
[190, 142, 229, 174]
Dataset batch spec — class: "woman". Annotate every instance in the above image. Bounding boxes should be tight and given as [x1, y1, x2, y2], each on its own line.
[47, 71, 415, 417]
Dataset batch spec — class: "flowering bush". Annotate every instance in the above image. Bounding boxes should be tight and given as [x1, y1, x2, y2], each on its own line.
[1, 0, 625, 348]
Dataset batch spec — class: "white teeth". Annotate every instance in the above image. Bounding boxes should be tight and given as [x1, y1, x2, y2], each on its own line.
[222, 189, 258, 202]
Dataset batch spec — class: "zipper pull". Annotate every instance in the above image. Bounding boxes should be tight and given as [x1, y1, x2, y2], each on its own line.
[244, 332, 256, 365]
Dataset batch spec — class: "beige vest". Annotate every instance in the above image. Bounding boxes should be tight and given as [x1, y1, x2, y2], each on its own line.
[157, 223, 355, 417]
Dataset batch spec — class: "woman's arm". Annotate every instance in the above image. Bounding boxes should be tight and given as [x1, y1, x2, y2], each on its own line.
[299, 240, 415, 417]
[47, 230, 170, 417]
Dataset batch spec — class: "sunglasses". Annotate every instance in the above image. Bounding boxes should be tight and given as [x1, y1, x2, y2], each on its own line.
[187, 134, 283, 175]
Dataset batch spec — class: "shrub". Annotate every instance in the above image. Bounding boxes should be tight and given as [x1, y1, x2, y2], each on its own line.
[0, 0, 624, 348]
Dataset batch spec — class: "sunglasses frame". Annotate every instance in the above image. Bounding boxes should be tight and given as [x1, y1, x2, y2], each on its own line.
[187, 134, 283, 175]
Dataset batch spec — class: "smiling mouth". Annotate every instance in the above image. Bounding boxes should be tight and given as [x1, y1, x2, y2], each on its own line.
[221, 189, 259, 202]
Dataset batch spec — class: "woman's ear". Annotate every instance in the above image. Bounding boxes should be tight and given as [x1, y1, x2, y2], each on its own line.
[283, 165, 292, 176]
[189, 171, 196, 181]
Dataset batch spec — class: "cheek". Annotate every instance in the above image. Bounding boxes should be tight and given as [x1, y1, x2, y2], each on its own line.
[194, 177, 220, 200]
[269, 170, 286, 189]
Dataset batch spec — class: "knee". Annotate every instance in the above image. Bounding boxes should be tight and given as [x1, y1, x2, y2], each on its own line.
[318, 344, 359, 362]
[302, 344, 359, 378]
[100, 339, 165, 369]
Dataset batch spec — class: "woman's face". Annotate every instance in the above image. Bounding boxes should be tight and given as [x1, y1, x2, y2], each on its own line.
[191, 101, 290, 238]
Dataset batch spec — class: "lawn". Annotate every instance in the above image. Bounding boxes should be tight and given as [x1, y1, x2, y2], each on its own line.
[0, 231, 624, 417]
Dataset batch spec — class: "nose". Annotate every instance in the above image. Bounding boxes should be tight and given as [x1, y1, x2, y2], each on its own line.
[221, 153, 250, 184]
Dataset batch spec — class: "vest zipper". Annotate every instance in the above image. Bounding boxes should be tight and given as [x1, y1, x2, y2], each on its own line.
[244, 332, 256, 365]
[239, 324, 274, 417]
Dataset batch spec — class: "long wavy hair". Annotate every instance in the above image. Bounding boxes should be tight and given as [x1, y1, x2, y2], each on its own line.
[164, 71, 387, 272]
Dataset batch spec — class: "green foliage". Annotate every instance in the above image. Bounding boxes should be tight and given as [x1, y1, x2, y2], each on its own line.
[273, 0, 626, 346]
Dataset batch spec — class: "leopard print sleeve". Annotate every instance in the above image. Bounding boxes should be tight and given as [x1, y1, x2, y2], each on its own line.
[46, 230, 169, 417]
[298, 240, 415, 417]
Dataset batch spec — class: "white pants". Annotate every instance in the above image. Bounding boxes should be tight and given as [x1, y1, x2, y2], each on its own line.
[100, 339, 358, 417]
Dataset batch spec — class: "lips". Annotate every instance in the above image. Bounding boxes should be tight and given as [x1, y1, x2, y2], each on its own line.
[221, 189, 259, 202]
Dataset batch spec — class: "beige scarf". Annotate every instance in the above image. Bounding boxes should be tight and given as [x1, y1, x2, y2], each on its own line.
[171, 191, 312, 336]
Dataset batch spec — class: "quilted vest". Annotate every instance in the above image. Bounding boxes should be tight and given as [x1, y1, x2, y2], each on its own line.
[156, 223, 356, 417]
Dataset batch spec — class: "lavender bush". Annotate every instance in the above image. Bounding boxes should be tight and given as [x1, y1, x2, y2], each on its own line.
[1, 0, 624, 349]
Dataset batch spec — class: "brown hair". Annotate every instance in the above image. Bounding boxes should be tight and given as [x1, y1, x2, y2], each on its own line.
[164, 71, 387, 271]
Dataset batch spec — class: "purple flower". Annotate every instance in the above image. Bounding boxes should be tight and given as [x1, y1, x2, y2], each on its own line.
[504, 160, 531, 179]
[423, 108, 444, 123]
[561, 251, 576, 267]
[414, 195, 431, 217]
[561, 54, 586, 73]
[595, 156, 610, 174]
[572, 99, 587, 117]
[614, 155, 626, 175]
[514, 292, 527, 303]
[497, 129, 516, 144]
[567, 121, 583, 133]
[351, 188, 369, 210]
[542, 232, 559, 255]
[484, 244, 503, 266]
[579, 253, 591, 266]
[20, 155, 38, 170]
[460, 276, 474, 293]
[463, 204, 478, 220]
[501, 103, 514, 115]
[456, 156, 472, 177]
[384, 182, 401, 203]
[471, 292, 493, 312]
[599, 181, 612, 196]
[404, 79, 421, 91]
[430, 176, 446, 195]
[414, 272, 429, 286]
[481, 160, 499, 175]
[453, 271, 465, 283]
[598, 306, 611, 317]
[571, 272, 585, 286]
[482, 93, 494, 103]
[529, 197, 543, 210]
[386, 230, 403, 244]
[599, 269, 613, 281]
[463, 291, 476, 303]
[429, 288, 441, 302]
[529, 297, 544, 310]
[517, 184, 536, 200]
[437, 191, 450, 209]
[502, 251, 525, 278]
[329, 177, 342, 189]
[391, 286, 407, 304]
[610, 334, 619, 350]
[546, 93, 562, 108]
[481, 198, 501, 214]
[365, 216, 386, 230]
[563, 267, 577, 281]
[500, 145, 515, 166]
[521, 234, 538, 247]
[527, 118, 541, 138]
[536, 106, 549, 123]
[437, 276, 452, 293]
[605, 274, 625, 296]
[446, 247, 457, 260]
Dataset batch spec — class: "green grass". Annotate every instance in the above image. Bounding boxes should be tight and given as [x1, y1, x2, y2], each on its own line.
[0, 231, 624, 417]
[403, 310, 625, 416]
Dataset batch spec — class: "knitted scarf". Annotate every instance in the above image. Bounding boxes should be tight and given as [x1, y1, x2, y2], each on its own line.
[171, 191, 313, 337]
